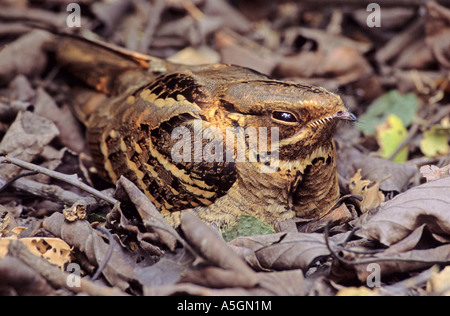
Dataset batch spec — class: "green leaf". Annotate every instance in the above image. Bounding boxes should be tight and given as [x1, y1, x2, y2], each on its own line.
[376, 114, 409, 163]
[357, 90, 419, 135]
[221, 215, 275, 242]
[420, 125, 450, 158]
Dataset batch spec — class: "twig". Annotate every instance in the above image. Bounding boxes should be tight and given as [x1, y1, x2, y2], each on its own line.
[91, 226, 114, 282]
[11, 177, 98, 206]
[7, 239, 128, 296]
[0, 155, 118, 205]
[324, 223, 450, 266]
[0, 171, 38, 194]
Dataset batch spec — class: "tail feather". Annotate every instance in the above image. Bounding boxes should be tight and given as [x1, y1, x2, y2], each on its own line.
[56, 35, 169, 95]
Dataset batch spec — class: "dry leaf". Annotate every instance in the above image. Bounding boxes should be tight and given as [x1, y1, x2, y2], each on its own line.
[34, 88, 86, 153]
[0, 111, 59, 181]
[181, 212, 258, 286]
[0, 237, 72, 269]
[349, 169, 385, 213]
[229, 232, 350, 272]
[420, 164, 450, 182]
[0, 256, 55, 296]
[113, 176, 178, 251]
[0, 30, 54, 85]
[356, 176, 450, 246]
[179, 266, 257, 289]
[43, 212, 154, 291]
[338, 146, 418, 193]
[298, 203, 353, 233]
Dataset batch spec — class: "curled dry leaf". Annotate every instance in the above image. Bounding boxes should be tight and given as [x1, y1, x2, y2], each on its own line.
[349, 169, 385, 213]
[112, 176, 178, 251]
[356, 176, 450, 246]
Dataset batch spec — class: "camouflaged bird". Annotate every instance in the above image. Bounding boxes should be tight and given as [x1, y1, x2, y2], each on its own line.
[56, 36, 356, 229]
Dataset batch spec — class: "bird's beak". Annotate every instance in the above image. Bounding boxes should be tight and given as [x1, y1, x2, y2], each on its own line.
[334, 110, 358, 122]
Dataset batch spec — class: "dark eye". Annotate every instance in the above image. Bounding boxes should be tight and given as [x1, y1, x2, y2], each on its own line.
[272, 111, 298, 123]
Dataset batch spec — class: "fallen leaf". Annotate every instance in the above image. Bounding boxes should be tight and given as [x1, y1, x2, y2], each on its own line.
[0, 111, 59, 181]
[420, 164, 450, 182]
[420, 124, 450, 158]
[34, 88, 86, 153]
[43, 212, 155, 291]
[349, 169, 385, 213]
[0, 237, 72, 269]
[339, 146, 418, 193]
[0, 30, 54, 85]
[0, 256, 55, 296]
[180, 212, 258, 285]
[179, 266, 257, 289]
[229, 232, 351, 272]
[112, 176, 178, 251]
[253, 232, 331, 271]
[356, 176, 450, 246]
[376, 114, 409, 162]
[134, 248, 195, 288]
[349, 244, 450, 284]
[215, 29, 280, 75]
[298, 203, 353, 233]
[274, 27, 373, 86]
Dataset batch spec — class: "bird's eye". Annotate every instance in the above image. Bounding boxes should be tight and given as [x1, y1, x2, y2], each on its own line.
[272, 111, 298, 123]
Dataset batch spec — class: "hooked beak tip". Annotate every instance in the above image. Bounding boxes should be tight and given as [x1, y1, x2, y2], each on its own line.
[334, 110, 358, 122]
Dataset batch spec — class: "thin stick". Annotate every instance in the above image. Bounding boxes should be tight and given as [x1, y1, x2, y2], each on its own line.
[91, 226, 114, 281]
[0, 156, 118, 205]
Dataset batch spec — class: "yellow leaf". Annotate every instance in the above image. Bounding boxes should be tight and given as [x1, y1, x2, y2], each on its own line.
[0, 237, 72, 269]
[420, 124, 450, 158]
[375, 114, 408, 163]
[337, 286, 379, 296]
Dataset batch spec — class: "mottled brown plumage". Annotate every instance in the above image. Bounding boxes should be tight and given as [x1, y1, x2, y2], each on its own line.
[57, 37, 356, 229]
